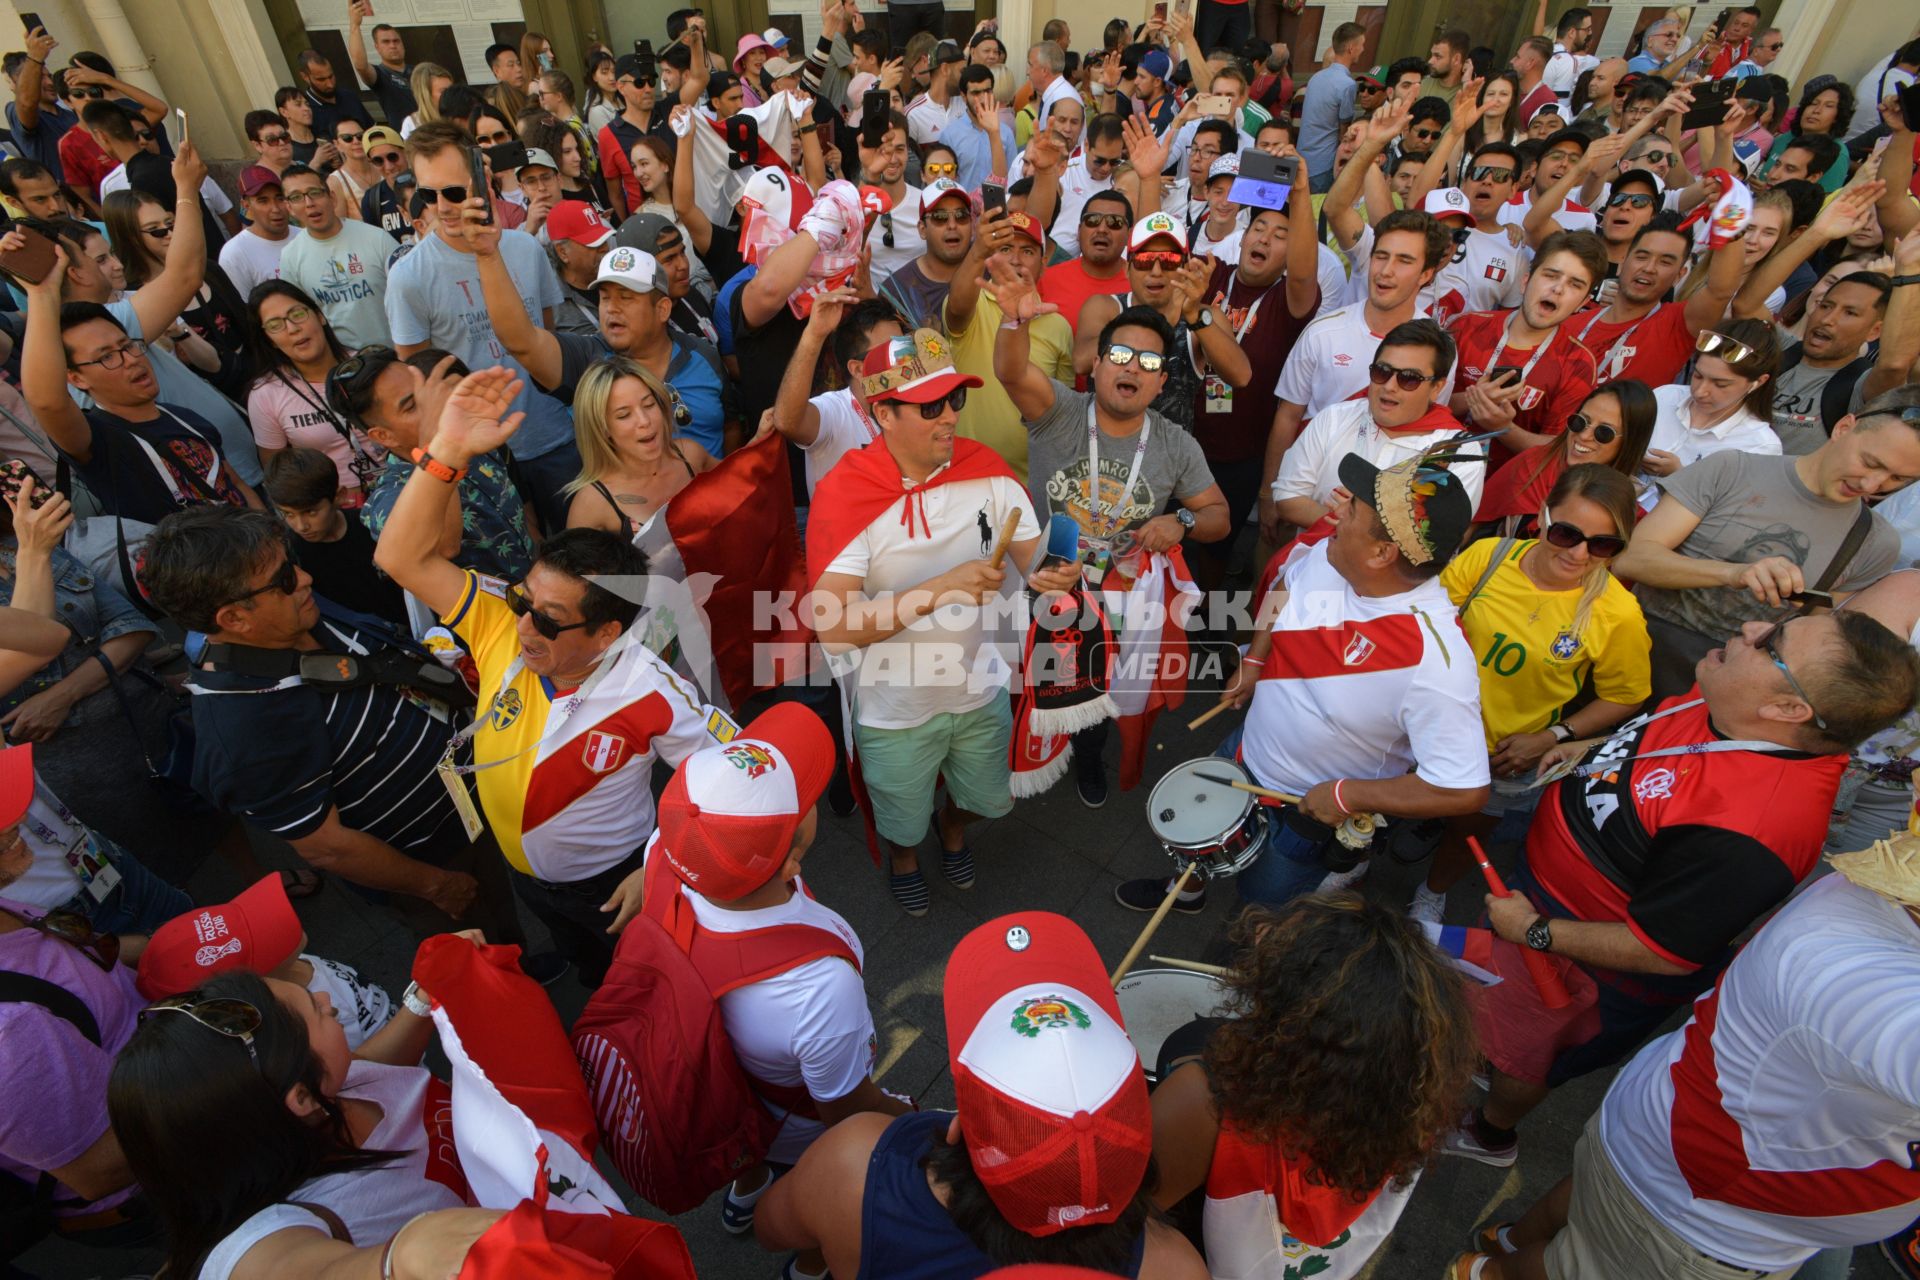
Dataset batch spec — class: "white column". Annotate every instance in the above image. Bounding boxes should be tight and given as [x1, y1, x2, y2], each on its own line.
[1768, 0, 1838, 85]
[78, 0, 161, 96]
[1000, 0, 1035, 50]
[198, 0, 289, 109]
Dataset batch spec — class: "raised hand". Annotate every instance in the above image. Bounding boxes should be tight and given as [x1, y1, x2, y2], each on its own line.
[172, 138, 208, 196]
[981, 253, 1058, 322]
[1174, 252, 1216, 321]
[9, 478, 72, 555]
[879, 56, 905, 92]
[1122, 113, 1171, 178]
[1715, 98, 1754, 142]
[1026, 128, 1067, 174]
[1450, 76, 1488, 133]
[1581, 130, 1631, 174]
[1365, 94, 1412, 146]
[1812, 180, 1886, 241]
[1657, 87, 1693, 121]
[11, 241, 68, 303]
[806, 285, 860, 334]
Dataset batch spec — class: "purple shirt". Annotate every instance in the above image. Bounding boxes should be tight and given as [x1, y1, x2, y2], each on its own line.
[0, 898, 143, 1213]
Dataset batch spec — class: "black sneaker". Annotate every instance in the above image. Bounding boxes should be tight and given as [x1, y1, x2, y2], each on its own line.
[1075, 751, 1108, 808]
[518, 950, 571, 987]
[1113, 876, 1206, 913]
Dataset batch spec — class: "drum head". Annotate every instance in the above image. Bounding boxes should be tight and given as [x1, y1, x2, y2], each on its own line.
[1148, 758, 1255, 846]
[1114, 969, 1234, 1080]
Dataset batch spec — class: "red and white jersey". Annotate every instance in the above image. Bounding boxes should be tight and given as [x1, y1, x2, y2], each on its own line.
[1273, 300, 1447, 422]
[1496, 189, 1596, 234]
[1241, 540, 1488, 797]
[1600, 874, 1920, 1272]
[1271, 398, 1486, 512]
[1203, 1121, 1414, 1280]
[1339, 224, 1530, 327]
[1449, 309, 1599, 444]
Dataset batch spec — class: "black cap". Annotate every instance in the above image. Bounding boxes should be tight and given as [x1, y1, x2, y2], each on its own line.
[614, 53, 651, 82]
[932, 40, 966, 66]
[1337, 451, 1474, 569]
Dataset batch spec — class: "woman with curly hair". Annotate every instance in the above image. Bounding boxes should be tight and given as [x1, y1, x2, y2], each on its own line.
[1762, 75, 1855, 193]
[1147, 894, 1480, 1279]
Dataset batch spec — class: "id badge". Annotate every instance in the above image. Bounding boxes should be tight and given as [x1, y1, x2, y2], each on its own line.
[436, 756, 485, 843]
[1203, 373, 1233, 414]
[81, 848, 122, 903]
[1078, 534, 1112, 573]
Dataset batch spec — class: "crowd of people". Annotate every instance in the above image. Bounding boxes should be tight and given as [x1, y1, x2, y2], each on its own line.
[0, 1, 1919, 1278]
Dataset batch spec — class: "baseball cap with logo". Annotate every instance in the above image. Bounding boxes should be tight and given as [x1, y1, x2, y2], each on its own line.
[860, 327, 983, 404]
[1421, 187, 1477, 226]
[1206, 154, 1240, 184]
[761, 26, 792, 50]
[1338, 445, 1482, 569]
[1127, 210, 1187, 254]
[1137, 49, 1172, 81]
[653, 703, 835, 901]
[548, 200, 616, 248]
[238, 164, 285, 198]
[921, 177, 972, 213]
[517, 147, 559, 176]
[943, 912, 1153, 1236]
[136, 873, 303, 1000]
[593, 245, 662, 294]
[1004, 210, 1044, 245]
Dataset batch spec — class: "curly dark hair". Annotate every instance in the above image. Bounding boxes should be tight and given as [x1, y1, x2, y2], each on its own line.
[1204, 893, 1479, 1199]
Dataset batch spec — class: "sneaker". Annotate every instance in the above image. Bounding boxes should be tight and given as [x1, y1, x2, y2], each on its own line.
[888, 868, 930, 917]
[1316, 858, 1371, 894]
[1443, 1254, 1491, 1279]
[1472, 1222, 1517, 1256]
[1409, 883, 1448, 925]
[1075, 752, 1109, 808]
[940, 844, 976, 889]
[827, 766, 856, 817]
[1439, 1113, 1519, 1168]
[720, 1167, 774, 1236]
[779, 1255, 830, 1280]
[1114, 876, 1206, 914]
[517, 951, 570, 987]
[1881, 1221, 1920, 1279]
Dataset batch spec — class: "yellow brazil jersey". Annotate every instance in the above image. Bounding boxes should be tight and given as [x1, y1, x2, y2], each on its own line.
[443, 572, 736, 880]
[1440, 538, 1652, 750]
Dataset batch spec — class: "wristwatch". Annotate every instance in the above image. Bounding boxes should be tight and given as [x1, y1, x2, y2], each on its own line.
[1524, 917, 1554, 953]
[401, 980, 432, 1018]
[1190, 306, 1215, 330]
[410, 448, 467, 484]
[1548, 722, 1575, 743]
[1175, 508, 1197, 531]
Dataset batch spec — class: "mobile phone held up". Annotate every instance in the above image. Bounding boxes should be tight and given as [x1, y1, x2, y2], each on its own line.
[860, 89, 890, 150]
[1680, 79, 1735, 130]
[0, 225, 59, 286]
[1227, 149, 1296, 211]
[980, 183, 1006, 214]
[19, 13, 42, 35]
[467, 146, 493, 226]
[0, 461, 51, 510]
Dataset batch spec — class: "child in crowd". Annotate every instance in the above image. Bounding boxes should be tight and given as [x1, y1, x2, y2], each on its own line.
[263, 447, 408, 626]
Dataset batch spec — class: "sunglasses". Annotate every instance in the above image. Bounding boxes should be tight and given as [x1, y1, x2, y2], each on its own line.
[902, 386, 968, 418]
[132, 130, 154, 143]
[924, 206, 972, 225]
[1080, 211, 1129, 229]
[1132, 249, 1185, 271]
[923, 161, 958, 178]
[4, 907, 120, 971]
[1411, 126, 1445, 139]
[260, 132, 291, 146]
[225, 551, 300, 608]
[140, 996, 263, 1066]
[336, 131, 364, 143]
[327, 345, 396, 410]
[140, 220, 176, 239]
[1466, 165, 1516, 184]
[1696, 330, 1756, 364]
[372, 150, 406, 167]
[1101, 343, 1166, 372]
[1085, 152, 1121, 171]
[1754, 620, 1828, 732]
[418, 184, 473, 204]
[505, 580, 591, 640]
[261, 305, 316, 334]
[1608, 192, 1657, 210]
[1369, 360, 1441, 390]
[1564, 413, 1618, 444]
[1542, 519, 1627, 559]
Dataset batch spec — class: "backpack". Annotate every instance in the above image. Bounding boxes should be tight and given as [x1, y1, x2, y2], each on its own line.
[1778, 341, 1878, 437]
[0, 972, 102, 1260]
[570, 859, 860, 1216]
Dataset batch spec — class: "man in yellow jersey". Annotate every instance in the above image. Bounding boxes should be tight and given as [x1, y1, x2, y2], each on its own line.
[375, 361, 736, 986]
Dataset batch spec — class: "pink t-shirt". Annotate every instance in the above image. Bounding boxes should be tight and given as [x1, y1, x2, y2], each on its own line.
[245, 374, 386, 491]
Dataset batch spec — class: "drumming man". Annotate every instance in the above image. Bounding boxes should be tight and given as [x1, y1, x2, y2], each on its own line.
[1116, 449, 1490, 913]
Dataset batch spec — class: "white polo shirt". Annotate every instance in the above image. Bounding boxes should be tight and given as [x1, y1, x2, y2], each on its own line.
[1271, 397, 1485, 511]
[1273, 299, 1445, 422]
[866, 184, 926, 283]
[823, 470, 1038, 729]
[800, 387, 879, 498]
[906, 92, 965, 147]
[1240, 540, 1488, 797]
[1051, 154, 1116, 255]
[1646, 383, 1781, 471]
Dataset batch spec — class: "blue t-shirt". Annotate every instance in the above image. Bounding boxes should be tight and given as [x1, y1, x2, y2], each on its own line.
[1625, 53, 1662, 74]
[943, 115, 1017, 192]
[4, 100, 78, 181]
[383, 230, 574, 459]
[552, 330, 731, 457]
[1299, 63, 1357, 183]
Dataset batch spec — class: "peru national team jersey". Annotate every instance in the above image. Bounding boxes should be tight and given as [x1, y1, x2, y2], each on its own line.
[1569, 300, 1696, 386]
[1338, 224, 1530, 328]
[1448, 309, 1600, 443]
[1204, 1120, 1415, 1280]
[1240, 540, 1488, 798]
[1600, 875, 1920, 1272]
[1496, 189, 1597, 234]
[1273, 300, 1446, 422]
[444, 571, 735, 880]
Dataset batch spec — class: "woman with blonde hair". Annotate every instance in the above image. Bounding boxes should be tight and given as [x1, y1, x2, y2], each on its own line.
[1415, 462, 1652, 922]
[401, 61, 453, 138]
[564, 358, 715, 538]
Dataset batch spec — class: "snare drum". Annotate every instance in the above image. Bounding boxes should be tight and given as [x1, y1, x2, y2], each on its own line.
[1147, 757, 1269, 879]
[1114, 968, 1233, 1081]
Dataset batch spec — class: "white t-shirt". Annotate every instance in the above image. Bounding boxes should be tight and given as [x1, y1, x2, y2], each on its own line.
[1191, 219, 1243, 265]
[1646, 383, 1781, 471]
[1273, 299, 1444, 422]
[1051, 155, 1116, 255]
[801, 388, 880, 498]
[906, 92, 965, 147]
[1037, 77, 1080, 126]
[97, 165, 234, 215]
[867, 184, 926, 283]
[218, 228, 298, 300]
[1600, 874, 1920, 1272]
[1497, 189, 1596, 234]
[199, 1061, 465, 1280]
[304, 954, 393, 1050]
[1543, 46, 1597, 105]
[823, 471, 1037, 729]
[684, 877, 874, 1165]
[1271, 397, 1485, 510]
[1241, 539, 1489, 797]
[1339, 223, 1530, 325]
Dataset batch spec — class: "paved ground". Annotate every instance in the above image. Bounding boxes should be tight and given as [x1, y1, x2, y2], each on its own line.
[18, 676, 1894, 1280]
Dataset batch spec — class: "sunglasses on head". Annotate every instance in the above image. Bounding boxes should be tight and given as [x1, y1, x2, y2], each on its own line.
[1132, 249, 1185, 270]
[1564, 412, 1618, 444]
[1101, 343, 1166, 372]
[1467, 165, 1516, 183]
[1080, 211, 1129, 229]
[505, 580, 591, 641]
[140, 996, 264, 1066]
[3, 907, 120, 971]
[1368, 360, 1440, 390]
[1542, 519, 1627, 559]
[1608, 192, 1657, 210]
[1695, 330, 1756, 364]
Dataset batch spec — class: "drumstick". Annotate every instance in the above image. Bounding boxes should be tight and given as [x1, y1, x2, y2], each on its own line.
[987, 509, 1021, 569]
[1192, 770, 1305, 806]
[1187, 699, 1236, 731]
[1111, 862, 1197, 986]
[1148, 954, 1231, 977]
[1468, 836, 1572, 1010]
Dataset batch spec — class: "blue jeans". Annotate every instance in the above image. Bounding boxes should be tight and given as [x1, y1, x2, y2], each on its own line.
[1207, 727, 1334, 908]
[63, 834, 192, 936]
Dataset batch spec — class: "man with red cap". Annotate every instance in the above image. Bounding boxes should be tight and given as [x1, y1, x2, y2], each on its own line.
[638, 703, 906, 1247]
[754, 911, 1209, 1279]
[807, 330, 1078, 916]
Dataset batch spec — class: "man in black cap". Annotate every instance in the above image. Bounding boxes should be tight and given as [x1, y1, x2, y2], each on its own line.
[1117, 449, 1490, 913]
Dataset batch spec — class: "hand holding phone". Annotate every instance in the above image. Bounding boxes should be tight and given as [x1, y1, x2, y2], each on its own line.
[981, 183, 1006, 213]
[1195, 93, 1234, 118]
[467, 147, 494, 226]
[860, 89, 890, 149]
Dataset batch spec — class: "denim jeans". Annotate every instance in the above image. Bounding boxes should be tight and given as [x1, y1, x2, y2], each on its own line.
[1205, 727, 1335, 908]
[62, 834, 192, 936]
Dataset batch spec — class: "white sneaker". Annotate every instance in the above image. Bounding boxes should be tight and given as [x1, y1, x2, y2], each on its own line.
[1316, 859, 1371, 894]
[1409, 883, 1447, 924]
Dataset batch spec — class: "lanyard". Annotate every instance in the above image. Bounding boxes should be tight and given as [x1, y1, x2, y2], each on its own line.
[1559, 698, 1801, 781]
[275, 372, 379, 485]
[1487, 313, 1553, 387]
[1229, 279, 1279, 343]
[444, 629, 639, 775]
[1086, 398, 1150, 538]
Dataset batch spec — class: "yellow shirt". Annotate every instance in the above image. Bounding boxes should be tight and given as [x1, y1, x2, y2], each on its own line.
[945, 288, 1074, 485]
[1441, 537, 1652, 750]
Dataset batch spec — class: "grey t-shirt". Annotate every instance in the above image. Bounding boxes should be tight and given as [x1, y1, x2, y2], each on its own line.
[1770, 354, 1870, 456]
[1025, 380, 1213, 548]
[1637, 450, 1900, 639]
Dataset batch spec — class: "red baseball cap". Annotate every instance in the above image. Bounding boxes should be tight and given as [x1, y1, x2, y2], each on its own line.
[136, 873, 303, 1000]
[653, 703, 835, 901]
[859, 328, 982, 405]
[1005, 211, 1044, 247]
[943, 913, 1153, 1237]
[547, 200, 616, 248]
[0, 744, 32, 830]
[238, 164, 284, 198]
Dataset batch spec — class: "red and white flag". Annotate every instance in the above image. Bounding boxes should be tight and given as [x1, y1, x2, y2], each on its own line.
[1107, 549, 1201, 792]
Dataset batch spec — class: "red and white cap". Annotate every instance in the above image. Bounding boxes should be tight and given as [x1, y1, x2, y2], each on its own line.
[547, 199, 616, 248]
[136, 873, 303, 1000]
[654, 704, 835, 901]
[741, 166, 814, 230]
[1422, 187, 1477, 226]
[943, 912, 1152, 1237]
[921, 177, 972, 213]
[0, 744, 32, 830]
[1127, 210, 1187, 254]
[860, 328, 983, 404]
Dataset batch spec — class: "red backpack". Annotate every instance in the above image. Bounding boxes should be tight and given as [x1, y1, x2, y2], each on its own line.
[570, 858, 860, 1216]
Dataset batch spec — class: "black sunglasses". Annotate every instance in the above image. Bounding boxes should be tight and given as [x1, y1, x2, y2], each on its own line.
[1080, 211, 1129, 229]
[1565, 413, 1618, 444]
[140, 996, 264, 1066]
[1608, 192, 1657, 210]
[900, 387, 968, 418]
[1467, 165, 1516, 183]
[371, 150, 407, 166]
[417, 183, 472, 204]
[225, 550, 300, 609]
[2, 907, 119, 971]
[505, 580, 592, 640]
[1369, 360, 1441, 391]
[326, 344, 398, 420]
[1542, 520, 1627, 558]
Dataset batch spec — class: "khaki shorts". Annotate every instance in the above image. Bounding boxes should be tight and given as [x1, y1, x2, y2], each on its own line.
[1546, 1114, 1801, 1280]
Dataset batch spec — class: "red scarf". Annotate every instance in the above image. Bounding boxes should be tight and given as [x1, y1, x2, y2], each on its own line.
[805, 437, 1019, 586]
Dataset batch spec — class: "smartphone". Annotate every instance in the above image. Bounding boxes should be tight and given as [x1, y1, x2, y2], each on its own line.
[1152, 2, 1167, 19]
[1040, 513, 1080, 571]
[633, 38, 654, 58]
[1195, 92, 1234, 118]
[19, 13, 41, 34]
[484, 140, 530, 173]
[466, 146, 493, 225]
[1229, 148, 1296, 209]
[174, 105, 188, 144]
[724, 115, 759, 170]
[1487, 365, 1524, 385]
[981, 182, 1006, 213]
[1789, 589, 1836, 608]
[0, 225, 58, 286]
[1174, 0, 1191, 13]
[1902, 80, 1920, 133]
[1680, 79, 1735, 130]
[0, 461, 47, 509]
[860, 89, 890, 148]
